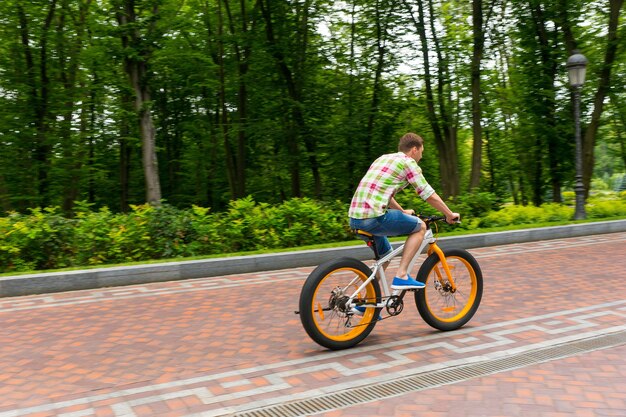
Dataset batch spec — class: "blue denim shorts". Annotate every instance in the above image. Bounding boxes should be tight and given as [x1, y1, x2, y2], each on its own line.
[349, 210, 422, 257]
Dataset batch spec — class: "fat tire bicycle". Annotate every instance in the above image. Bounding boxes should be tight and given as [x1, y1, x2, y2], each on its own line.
[297, 215, 483, 350]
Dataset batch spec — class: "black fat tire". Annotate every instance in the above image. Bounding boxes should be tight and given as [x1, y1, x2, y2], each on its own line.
[414, 248, 483, 331]
[299, 257, 381, 350]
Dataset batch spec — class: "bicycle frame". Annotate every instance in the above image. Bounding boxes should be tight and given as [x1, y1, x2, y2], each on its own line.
[346, 227, 456, 310]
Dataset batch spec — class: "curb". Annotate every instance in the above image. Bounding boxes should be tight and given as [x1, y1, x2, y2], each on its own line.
[1, 219, 625, 298]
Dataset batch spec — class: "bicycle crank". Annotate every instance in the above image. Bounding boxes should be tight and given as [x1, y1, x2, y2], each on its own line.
[386, 295, 404, 316]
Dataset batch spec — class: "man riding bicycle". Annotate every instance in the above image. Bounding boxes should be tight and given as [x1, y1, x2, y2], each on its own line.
[348, 132, 460, 291]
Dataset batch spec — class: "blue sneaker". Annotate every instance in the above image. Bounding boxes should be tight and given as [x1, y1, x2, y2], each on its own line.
[351, 306, 367, 315]
[391, 274, 425, 290]
[351, 306, 381, 320]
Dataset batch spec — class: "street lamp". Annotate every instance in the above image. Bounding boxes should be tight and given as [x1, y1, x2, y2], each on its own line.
[566, 50, 588, 220]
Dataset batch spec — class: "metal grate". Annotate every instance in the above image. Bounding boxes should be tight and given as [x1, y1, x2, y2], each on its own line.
[232, 330, 626, 417]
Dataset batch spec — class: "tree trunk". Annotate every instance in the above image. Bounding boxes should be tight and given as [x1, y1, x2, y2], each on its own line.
[62, 85, 88, 213]
[119, 90, 133, 212]
[404, 0, 443, 159]
[365, 0, 389, 162]
[529, 1, 560, 203]
[469, 0, 483, 191]
[346, 2, 358, 195]
[258, 0, 321, 198]
[60, 0, 93, 212]
[223, 0, 252, 199]
[200, 85, 222, 209]
[610, 95, 626, 169]
[294, 0, 322, 198]
[87, 86, 97, 205]
[216, 0, 239, 199]
[17, 1, 57, 207]
[581, 0, 623, 198]
[0, 173, 8, 213]
[235, 0, 249, 199]
[556, 0, 578, 52]
[137, 83, 162, 205]
[406, 0, 460, 198]
[116, 0, 162, 205]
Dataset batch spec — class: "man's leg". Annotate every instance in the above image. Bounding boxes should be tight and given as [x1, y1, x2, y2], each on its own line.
[394, 221, 426, 279]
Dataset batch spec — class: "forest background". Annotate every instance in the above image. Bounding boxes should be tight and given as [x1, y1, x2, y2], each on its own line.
[0, 0, 625, 272]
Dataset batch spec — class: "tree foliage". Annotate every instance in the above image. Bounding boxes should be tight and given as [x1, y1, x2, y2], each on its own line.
[0, 0, 624, 214]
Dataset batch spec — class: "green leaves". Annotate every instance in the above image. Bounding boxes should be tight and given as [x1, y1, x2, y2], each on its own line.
[1, 194, 625, 274]
[0, 197, 351, 273]
[0, 0, 624, 221]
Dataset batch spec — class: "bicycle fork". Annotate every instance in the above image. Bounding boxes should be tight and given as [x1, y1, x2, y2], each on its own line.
[428, 243, 457, 292]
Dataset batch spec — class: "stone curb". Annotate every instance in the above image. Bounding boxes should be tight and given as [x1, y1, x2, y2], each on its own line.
[1, 219, 625, 298]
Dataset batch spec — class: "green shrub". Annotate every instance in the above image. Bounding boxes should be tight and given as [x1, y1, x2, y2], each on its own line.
[218, 196, 349, 251]
[274, 198, 347, 248]
[73, 202, 117, 265]
[220, 196, 271, 251]
[1, 196, 625, 274]
[591, 178, 610, 191]
[586, 200, 626, 218]
[187, 205, 225, 256]
[144, 204, 197, 258]
[478, 203, 573, 228]
[0, 212, 33, 271]
[449, 192, 500, 218]
[0, 208, 75, 271]
[562, 191, 575, 204]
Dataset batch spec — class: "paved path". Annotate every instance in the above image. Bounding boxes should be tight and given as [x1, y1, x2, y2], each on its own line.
[1, 232, 625, 417]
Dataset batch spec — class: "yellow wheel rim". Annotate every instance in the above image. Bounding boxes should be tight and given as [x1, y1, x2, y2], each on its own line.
[311, 267, 377, 342]
[424, 256, 478, 322]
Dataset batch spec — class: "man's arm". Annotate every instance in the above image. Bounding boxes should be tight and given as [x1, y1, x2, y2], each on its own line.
[425, 193, 459, 224]
[388, 196, 402, 210]
[389, 196, 415, 215]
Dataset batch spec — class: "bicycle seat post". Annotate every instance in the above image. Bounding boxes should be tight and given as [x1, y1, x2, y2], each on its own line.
[353, 229, 381, 260]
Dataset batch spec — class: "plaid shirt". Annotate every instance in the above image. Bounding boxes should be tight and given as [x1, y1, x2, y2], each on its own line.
[349, 152, 435, 219]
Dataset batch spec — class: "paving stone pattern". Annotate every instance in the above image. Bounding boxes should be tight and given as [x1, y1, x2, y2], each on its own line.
[0, 233, 625, 417]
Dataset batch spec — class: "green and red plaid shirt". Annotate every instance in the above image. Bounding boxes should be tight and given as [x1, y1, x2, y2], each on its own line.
[349, 152, 435, 219]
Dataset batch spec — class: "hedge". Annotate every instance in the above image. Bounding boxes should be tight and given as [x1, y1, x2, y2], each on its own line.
[0, 197, 351, 273]
[1, 195, 625, 273]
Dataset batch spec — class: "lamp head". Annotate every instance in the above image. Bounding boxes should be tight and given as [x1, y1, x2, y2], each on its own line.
[567, 50, 588, 87]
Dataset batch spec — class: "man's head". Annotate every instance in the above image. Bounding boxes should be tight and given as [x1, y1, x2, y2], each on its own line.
[398, 132, 424, 162]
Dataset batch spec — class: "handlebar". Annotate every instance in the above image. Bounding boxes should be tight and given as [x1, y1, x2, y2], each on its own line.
[417, 214, 461, 224]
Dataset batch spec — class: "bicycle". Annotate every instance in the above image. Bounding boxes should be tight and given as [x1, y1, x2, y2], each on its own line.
[297, 215, 483, 350]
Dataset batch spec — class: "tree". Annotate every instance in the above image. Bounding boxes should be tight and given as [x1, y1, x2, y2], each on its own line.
[468, 0, 489, 191]
[112, 0, 163, 205]
[17, 1, 58, 207]
[404, 0, 463, 198]
[0, 0, 624, 215]
[580, 0, 623, 198]
[257, 0, 323, 198]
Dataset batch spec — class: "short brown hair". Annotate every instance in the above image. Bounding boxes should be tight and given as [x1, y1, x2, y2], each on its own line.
[398, 133, 424, 152]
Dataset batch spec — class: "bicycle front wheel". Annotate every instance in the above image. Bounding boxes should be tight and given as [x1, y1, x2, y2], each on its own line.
[414, 248, 483, 331]
[299, 257, 381, 350]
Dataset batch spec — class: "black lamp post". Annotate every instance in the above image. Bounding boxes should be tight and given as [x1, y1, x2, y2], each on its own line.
[566, 50, 588, 220]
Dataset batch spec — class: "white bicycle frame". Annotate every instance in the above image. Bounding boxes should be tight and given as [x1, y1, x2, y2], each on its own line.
[347, 227, 454, 310]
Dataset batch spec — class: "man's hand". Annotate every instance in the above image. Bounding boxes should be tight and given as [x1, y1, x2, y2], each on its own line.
[446, 212, 461, 224]
[402, 209, 416, 216]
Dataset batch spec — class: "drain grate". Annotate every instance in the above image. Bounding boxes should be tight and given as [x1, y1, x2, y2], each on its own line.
[232, 330, 626, 417]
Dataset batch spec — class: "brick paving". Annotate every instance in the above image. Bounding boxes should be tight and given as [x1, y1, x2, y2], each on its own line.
[315, 344, 626, 417]
[0, 232, 625, 417]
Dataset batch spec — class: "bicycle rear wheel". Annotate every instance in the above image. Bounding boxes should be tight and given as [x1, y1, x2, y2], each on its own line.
[414, 248, 482, 331]
[299, 257, 381, 350]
